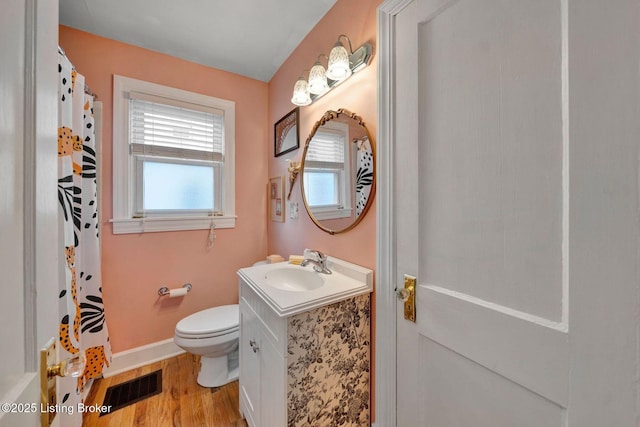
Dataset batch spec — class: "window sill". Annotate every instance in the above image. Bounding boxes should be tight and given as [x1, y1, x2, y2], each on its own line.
[110, 216, 236, 234]
[310, 208, 353, 221]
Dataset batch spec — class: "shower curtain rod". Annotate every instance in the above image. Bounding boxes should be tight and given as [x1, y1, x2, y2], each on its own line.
[58, 45, 99, 99]
[84, 84, 98, 99]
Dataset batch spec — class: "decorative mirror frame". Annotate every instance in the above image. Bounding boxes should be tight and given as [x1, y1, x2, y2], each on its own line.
[300, 108, 376, 235]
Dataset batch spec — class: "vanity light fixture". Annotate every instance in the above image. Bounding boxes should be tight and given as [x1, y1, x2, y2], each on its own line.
[326, 35, 352, 81]
[291, 75, 312, 106]
[291, 34, 373, 107]
[308, 55, 330, 95]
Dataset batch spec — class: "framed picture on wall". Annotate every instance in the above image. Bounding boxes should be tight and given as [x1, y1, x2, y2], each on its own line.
[274, 107, 299, 157]
[269, 176, 285, 222]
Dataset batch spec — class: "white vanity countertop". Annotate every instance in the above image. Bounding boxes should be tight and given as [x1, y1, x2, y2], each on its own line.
[237, 256, 373, 317]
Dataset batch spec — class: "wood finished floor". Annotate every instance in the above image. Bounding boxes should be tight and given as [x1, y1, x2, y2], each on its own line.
[82, 354, 248, 427]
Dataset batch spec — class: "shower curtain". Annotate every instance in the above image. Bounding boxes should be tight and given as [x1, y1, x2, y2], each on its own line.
[57, 50, 112, 404]
[355, 137, 374, 216]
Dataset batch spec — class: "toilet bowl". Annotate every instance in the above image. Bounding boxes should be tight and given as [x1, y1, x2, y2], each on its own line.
[174, 304, 239, 387]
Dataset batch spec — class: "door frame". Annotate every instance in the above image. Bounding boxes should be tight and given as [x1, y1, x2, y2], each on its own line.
[375, 1, 413, 426]
[0, 0, 59, 425]
[26, 0, 60, 364]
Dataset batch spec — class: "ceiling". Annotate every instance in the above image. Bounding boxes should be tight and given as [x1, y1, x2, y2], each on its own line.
[59, 0, 337, 82]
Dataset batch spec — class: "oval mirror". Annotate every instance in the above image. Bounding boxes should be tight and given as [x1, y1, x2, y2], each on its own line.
[300, 109, 376, 235]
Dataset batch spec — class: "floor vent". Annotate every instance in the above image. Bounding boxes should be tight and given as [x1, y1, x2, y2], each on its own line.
[100, 369, 162, 416]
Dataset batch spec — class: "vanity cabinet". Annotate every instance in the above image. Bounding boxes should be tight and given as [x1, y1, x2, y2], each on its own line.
[238, 273, 372, 427]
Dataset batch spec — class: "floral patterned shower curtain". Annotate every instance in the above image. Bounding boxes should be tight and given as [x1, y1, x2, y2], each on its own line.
[57, 50, 112, 403]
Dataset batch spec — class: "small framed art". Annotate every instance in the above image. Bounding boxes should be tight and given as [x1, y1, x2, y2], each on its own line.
[269, 176, 285, 222]
[274, 107, 299, 157]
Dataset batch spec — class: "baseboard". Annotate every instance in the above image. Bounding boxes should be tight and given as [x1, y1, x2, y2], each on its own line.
[103, 338, 185, 378]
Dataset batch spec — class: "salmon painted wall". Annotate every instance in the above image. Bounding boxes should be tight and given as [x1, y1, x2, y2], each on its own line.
[59, 26, 269, 353]
[267, 0, 380, 270]
[267, 0, 382, 419]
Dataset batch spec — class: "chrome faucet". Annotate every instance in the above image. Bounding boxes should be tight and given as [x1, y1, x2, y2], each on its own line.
[301, 250, 332, 274]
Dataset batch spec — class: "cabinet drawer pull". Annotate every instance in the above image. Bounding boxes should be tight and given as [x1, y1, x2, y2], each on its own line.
[249, 339, 259, 353]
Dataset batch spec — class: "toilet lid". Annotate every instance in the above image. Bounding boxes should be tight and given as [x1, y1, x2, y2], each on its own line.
[175, 304, 239, 337]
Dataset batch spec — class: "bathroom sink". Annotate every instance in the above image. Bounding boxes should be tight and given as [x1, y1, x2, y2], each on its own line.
[263, 267, 324, 292]
[238, 256, 373, 316]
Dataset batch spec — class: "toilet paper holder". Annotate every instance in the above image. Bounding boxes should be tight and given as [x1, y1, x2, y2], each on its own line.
[158, 283, 192, 296]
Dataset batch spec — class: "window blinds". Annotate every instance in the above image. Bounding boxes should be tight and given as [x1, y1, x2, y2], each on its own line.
[306, 131, 345, 164]
[129, 92, 224, 162]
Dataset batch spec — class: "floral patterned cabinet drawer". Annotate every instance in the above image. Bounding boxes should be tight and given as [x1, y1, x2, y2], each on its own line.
[238, 277, 371, 427]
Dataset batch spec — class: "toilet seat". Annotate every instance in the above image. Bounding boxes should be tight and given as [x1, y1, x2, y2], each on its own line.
[175, 304, 239, 339]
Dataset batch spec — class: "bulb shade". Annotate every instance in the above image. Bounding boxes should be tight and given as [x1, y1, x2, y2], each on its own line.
[327, 43, 352, 81]
[291, 78, 311, 106]
[308, 62, 329, 95]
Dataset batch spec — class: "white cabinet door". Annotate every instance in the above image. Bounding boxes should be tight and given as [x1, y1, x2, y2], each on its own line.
[259, 333, 285, 426]
[386, 0, 640, 425]
[239, 301, 261, 427]
[239, 287, 287, 427]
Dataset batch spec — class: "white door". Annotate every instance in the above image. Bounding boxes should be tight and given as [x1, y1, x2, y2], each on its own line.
[0, 0, 59, 426]
[379, 0, 640, 425]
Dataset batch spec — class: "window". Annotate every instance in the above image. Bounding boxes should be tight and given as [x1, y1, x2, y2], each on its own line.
[303, 122, 353, 220]
[112, 76, 235, 233]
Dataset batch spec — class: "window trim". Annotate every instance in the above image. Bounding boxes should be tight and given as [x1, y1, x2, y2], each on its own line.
[111, 75, 235, 234]
[303, 121, 353, 221]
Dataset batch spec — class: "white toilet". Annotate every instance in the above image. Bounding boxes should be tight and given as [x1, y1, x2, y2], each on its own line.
[174, 304, 239, 387]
